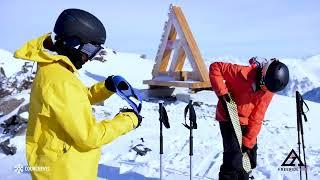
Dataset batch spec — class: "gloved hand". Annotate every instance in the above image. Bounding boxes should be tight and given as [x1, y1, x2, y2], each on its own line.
[242, 144, 250, 153]
[105, 75, 129, 92]
[219, 93, 232, 114]
[119, 108, 143, 128]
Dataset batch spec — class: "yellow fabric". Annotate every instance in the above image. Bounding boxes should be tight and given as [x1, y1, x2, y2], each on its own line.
[15, 34, 138, 180]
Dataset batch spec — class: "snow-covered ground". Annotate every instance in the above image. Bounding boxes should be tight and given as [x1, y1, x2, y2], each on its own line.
[0, 49, 319, 179]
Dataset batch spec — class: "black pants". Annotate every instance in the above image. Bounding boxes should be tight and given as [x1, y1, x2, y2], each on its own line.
[219, 121, 257, 180]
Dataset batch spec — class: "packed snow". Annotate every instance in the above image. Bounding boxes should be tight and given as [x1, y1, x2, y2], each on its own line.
[0, 49, 319, 180]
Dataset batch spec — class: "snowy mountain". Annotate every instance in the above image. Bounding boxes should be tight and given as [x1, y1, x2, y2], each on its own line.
[0, 49, 26, 78]
[0, 49, 319, 180]
[280, 56, 320, 97]
[0, 49, 35, 99]
[303, 87, 320, 103]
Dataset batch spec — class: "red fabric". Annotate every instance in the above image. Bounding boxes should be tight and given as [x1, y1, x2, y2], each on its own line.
[209, 62, 274, 148]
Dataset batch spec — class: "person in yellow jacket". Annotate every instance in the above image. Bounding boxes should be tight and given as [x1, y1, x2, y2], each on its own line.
[14, 9, 142, 179]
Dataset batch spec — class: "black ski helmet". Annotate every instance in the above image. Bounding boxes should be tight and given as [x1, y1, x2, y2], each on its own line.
[262, 59, 289, 92]
[54, 8, 106, 45]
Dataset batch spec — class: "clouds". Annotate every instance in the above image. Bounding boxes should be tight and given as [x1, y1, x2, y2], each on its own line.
[0, 0, 319, 59]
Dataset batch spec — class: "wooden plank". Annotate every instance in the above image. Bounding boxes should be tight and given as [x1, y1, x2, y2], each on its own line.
[176, 8, 209, 81]
[173, 7, 202, 67]
[179, 71, 188, 81]
[158, 71, 193, 78]
[181, 43, 200, 81]
[172, 6, 209, 82]
[165, 39, 181, 50]
[173, 46, 186, 71]
[171, 17, 198, 77]
[168, 41, 184, 72]
[159, 26, 177, 72]
[143, 80, 211, 89]
[152, 20, 173, 77]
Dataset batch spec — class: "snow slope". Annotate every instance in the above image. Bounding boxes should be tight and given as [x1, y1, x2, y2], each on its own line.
[0, 49, 319, 179]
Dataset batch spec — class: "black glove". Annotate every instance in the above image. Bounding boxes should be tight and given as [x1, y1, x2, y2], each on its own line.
[105, 76, 116, 92]
[242, 144, 258, 169]
[120, 108, 143, 128]
[105, 75, 129, 92]
[219, 93, 232, 115]
[242, 144, 250, 153]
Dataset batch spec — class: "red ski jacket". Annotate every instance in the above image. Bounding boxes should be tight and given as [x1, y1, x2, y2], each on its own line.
[209, 62, 274, 148]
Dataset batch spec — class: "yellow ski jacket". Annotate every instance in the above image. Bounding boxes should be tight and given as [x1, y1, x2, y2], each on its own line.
[14, 34, 138, 180]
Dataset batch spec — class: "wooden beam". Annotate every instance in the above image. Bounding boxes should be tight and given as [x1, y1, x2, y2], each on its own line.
[152, 20, 173, 77]
[169, 45, 186, 72]
[171, 6, 209, 82]
[143, 79, 211, 89]
[158, 71, 193, 78]
[174, 48, 186, 71]
[165, 39, 181, 50]
[159, 26, 177, 72]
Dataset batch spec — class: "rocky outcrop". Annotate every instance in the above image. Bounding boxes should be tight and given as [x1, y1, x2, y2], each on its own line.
[0, 62, 35, 99]
[0, 98, 25, 116]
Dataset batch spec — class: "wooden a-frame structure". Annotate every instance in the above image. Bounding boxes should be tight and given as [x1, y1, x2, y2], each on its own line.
[143, 5, 211, 89]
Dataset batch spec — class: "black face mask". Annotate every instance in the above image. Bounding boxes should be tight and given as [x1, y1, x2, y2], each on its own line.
[54, 40, 86, 70]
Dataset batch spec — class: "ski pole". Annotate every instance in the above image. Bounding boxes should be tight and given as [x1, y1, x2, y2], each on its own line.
[300, 114, 308, 180]
[183, 100, 197, 180]
[190, 118, 193, 180]
[296, 91, 309, 180]
[296, 91, 302, 180]
[159, 102, 163, 180]
[159, 101, 170, 180]
[300, 96, 309, 180]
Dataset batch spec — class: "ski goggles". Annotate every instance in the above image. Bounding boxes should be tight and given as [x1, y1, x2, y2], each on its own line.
[112, 75, 142, 114]
[62, 37, 103, 60]
[79, 43, 103, 60]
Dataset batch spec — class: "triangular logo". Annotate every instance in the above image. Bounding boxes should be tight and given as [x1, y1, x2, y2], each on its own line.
[281, 149, 305, 167]
[143, 5, 210, 89]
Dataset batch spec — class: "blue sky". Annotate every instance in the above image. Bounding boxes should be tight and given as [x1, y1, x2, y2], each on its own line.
[1, 0, 319, 59]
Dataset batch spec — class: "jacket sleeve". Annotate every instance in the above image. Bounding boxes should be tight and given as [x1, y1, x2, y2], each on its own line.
[209, 62, 241, 96]
[86, 81, 114, 105]
[243, 92, 274, 148]
[47, 81, 138, 151]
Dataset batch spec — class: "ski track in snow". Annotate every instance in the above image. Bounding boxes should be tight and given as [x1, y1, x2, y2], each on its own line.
[0, 49, 319, 179]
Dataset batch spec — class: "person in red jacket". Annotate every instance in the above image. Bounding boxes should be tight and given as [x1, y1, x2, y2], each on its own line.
[209, 57, 289, 180]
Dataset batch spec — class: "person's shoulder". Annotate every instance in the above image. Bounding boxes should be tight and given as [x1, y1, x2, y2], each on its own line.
[40, 62, 75, 81]
[36, 62, 82, 90]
